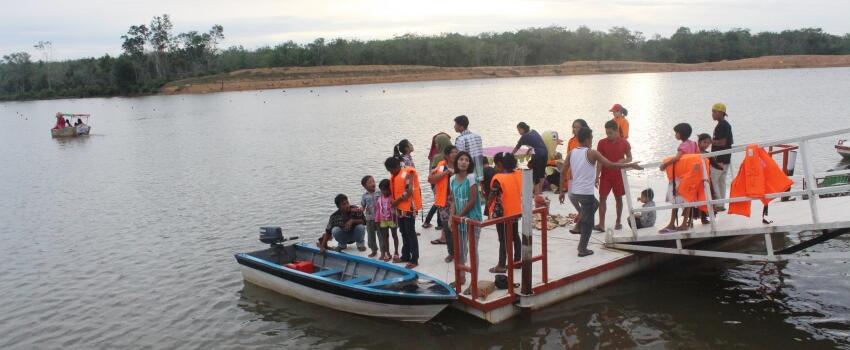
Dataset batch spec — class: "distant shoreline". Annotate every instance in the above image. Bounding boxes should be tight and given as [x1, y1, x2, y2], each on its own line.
[160, 55, 850, 95]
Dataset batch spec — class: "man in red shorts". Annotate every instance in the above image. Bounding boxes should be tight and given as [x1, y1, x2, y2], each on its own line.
[595, 120, 632, 231]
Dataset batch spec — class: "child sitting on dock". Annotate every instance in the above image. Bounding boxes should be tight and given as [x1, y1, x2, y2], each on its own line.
[361, 175, 381, 258]
[629, 189, 656, 229]
[658, 123, 700, 233]
[375, 179, 400, 262]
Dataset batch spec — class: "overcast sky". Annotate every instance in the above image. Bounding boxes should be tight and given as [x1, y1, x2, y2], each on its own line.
[3, 0, 849, 60]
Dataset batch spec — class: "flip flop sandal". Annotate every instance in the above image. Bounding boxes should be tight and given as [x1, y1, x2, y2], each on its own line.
[431, 239, 447, 245]
[569, 228, 581, 234]
[488, 266, 507, 273]
[614, 224, 623, 230]
[593, 225, 605, 232]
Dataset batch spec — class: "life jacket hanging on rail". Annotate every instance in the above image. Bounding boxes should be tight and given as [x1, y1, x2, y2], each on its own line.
[663, 153, 711, 213]
[728, 144, 794, 217]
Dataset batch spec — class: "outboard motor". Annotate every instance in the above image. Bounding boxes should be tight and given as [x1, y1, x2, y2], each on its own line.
[259, 226, 284, 246]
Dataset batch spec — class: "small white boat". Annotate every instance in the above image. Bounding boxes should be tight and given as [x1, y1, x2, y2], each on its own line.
[235, 227, 456, 322]
[51, 113, 91, 138]
[837, 140, 850, 160]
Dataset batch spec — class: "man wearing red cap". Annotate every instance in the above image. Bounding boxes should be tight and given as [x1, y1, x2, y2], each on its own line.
[609, 104, 629, 140]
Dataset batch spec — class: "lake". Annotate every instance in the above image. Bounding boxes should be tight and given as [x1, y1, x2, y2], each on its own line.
[1, 67, 849, 349]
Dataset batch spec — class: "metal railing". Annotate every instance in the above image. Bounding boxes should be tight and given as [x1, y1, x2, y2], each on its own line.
[620, 127, 850, 241]
[449, 206, 550, 304]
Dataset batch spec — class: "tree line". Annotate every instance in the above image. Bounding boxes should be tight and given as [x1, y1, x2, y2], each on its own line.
[3, 15, 850, 100]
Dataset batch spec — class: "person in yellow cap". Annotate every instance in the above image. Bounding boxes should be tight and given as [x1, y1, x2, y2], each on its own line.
[710, 103, 733, 211]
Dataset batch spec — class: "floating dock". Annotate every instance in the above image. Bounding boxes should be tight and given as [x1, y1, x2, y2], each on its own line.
[317, 128, 850, 324]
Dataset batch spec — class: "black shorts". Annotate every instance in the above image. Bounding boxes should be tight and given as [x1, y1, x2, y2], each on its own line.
[531, 154, 547, 184]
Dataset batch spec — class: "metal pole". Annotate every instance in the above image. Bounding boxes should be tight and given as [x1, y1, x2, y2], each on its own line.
[799, 140, 820, 224]
[620, 169, 639, 239]
[520, 168, 534, 297]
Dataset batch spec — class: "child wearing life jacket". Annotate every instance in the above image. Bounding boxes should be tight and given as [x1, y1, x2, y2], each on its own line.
[658, 123, 700, 233]
[487, 152, 522, 273]
[385, 156, 423, 269]
[427, 145, 458, 262]
[375, 179, 400, 262]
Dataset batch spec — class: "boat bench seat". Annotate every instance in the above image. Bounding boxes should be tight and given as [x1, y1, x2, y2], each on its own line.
[313, 268, 342, 277]
[343, 276, 371, 285]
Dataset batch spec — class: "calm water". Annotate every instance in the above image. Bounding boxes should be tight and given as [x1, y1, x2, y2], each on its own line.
[2, 68, 849, 349]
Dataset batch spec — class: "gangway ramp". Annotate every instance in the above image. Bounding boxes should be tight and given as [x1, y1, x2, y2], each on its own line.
[606, 127, 850, 262]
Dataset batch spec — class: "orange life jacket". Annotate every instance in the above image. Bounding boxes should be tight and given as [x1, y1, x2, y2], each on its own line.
[728, 145, 794, 217]
[431, 160, 449, 207]
[664, 154, 710, 212]
[391, 166, 423, 213]
[490, 170, 523, 217]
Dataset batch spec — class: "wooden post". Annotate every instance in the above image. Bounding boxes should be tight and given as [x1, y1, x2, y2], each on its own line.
[520, 168, 534, 298]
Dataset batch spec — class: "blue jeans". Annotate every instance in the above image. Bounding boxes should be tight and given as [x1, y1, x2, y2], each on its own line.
[331, 224, 366, 249]
[570, 193, 598, 253]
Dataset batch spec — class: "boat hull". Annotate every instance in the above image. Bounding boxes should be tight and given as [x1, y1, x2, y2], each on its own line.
[239, 264, 449, 322]
[51, 125, 91, 138]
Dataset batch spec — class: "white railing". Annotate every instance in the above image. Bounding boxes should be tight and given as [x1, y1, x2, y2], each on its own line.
[620, 127, 850, 240]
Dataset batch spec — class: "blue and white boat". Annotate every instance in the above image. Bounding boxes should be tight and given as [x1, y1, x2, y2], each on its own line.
[235, 227, 456, 322]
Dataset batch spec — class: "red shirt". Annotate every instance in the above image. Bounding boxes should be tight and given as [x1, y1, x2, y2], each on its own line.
[597, 137, 631, 180]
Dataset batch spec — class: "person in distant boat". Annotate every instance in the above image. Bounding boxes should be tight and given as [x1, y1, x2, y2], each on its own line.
[319, 194, 367, 253]
[52, 112, 67, 129]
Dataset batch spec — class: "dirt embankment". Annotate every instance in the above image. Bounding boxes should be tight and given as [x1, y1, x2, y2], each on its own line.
[160, 55, 850, 95]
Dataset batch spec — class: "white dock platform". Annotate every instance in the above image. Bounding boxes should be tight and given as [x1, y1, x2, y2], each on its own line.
[327, 191, 664, 324]
[609, 195, 850, 244]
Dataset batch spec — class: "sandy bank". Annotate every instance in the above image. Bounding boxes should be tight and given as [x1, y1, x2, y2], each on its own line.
[160, 55, 850, 95]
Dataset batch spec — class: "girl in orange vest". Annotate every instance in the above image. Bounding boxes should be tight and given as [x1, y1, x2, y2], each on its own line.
[385, 156, 423, 269]
[428, 145, 458, 262]
[487, 152, 522, 273]
[658, 123, 700, 233]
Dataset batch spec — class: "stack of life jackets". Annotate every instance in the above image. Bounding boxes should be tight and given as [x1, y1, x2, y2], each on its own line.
[664, 154, 711, 213]
[728, 144, 793, 217]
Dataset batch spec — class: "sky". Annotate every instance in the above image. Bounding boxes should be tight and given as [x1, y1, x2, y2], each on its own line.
[2, 0, 849, 60]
